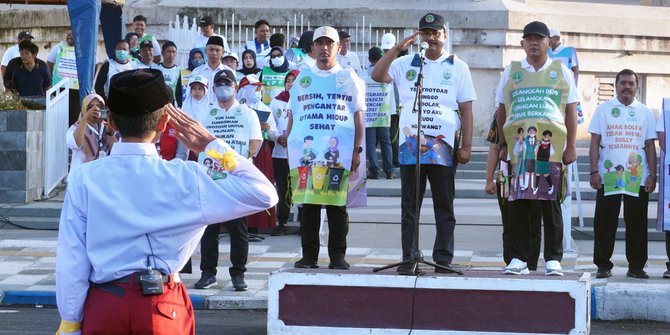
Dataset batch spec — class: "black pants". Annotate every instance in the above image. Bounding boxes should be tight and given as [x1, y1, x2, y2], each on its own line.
[68, 89, 81, 126]
[593, 187, 648, 272]
[272, 158, 290, 225]
[300, 204, 348, 262]
[199, 217, 248, 276]
[497, 193, 542, 268]
[509, 198, 563, 263]
[390, 114, 399, 167]
[666, 232, 670, 270]
[400, 164, 456, 263]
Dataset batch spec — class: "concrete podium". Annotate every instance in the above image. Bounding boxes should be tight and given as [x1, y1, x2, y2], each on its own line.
[268, 268, 591, 334]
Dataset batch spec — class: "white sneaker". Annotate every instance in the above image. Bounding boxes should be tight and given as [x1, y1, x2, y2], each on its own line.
[504, 258, 529, 275]
[548, 185, 554, 195]
[545, 260, 564, 276]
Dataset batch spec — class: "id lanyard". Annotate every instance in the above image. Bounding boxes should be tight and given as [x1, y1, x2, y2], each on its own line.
[87, 123, 107, 158]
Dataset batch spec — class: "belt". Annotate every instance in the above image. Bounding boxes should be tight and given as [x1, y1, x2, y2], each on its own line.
[106, 272, 181, 284]
[92, 272, 181, 298]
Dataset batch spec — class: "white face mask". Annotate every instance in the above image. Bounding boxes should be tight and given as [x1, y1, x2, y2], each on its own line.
[215, 85, 235, 101]
[271, 56, 285, 67]
[250, 90, 262, 103]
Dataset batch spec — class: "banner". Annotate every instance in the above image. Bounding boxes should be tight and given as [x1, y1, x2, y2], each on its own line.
[502, 61, 568, 201]
[659, 98, 670, 232]
[287, 66, 360, 206]
[363, 75, 393, 127]
[52, 44, 79, 89]
[67, 0, 101, 102]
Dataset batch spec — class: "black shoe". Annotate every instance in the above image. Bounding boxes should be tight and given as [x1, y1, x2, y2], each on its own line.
[385, 171, 396, 179]
[435, 261, 456, 274]
[294, 258, 319, 269]
[328, 259, 350, 270]
[270, 224, 288, 236]
[664, 269, 670, 279]
[626, 269, 649, 279]
[596, 269, 612, 279]
[368, 170, 379, 179]
[194, 272, 217, 289]
[230, 275, 248, 291]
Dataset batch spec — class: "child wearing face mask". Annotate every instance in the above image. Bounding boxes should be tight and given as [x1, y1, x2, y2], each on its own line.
[259, 46, 293, 105]
[237, 74, 278, 233]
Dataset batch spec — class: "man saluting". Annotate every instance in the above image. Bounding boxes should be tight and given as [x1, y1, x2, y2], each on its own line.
[55, 69, 277, 334]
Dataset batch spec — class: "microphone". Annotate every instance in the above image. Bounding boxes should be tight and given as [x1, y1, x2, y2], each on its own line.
[419, 42, 429, 58]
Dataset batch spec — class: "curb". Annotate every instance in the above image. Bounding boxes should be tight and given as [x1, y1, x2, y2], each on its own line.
[0, 290, 267, 311]
[4, 284, 670, 322]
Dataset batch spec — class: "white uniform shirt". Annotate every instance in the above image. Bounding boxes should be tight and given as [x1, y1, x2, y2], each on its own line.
[199, 100, 263, 157]
[191, 33, 230, 52]
[269, 98, 291, 158]
[389, 53, 477, 112]
[56, 139, 278, 323]
[104, 59, 138, 97]
[1, 44, 19, 66]
[65, 122, 107, 178]
[495, 58, 579, 105]
[336, 50, 362, 74]
[190, 62, 234, 104]
[588, 97, 656, 185]
[47, 42, 66, 63]
[388, 53, 476, 158]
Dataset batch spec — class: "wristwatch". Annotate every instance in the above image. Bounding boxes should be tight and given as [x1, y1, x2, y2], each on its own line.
[354, 146, 363, 154]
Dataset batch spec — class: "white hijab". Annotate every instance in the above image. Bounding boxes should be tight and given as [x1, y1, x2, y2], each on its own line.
[182, 83, 210, 120]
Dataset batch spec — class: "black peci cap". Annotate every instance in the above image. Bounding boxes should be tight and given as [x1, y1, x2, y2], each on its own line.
[108, 69, 172, 117]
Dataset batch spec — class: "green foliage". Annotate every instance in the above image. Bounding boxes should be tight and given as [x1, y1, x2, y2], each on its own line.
[0, 91, 27, 110]
[604, 159, 613, 171]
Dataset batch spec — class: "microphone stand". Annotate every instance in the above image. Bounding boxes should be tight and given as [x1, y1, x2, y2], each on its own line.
[374, 48, 462, 276]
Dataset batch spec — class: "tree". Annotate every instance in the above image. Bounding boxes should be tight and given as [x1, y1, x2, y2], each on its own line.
[604, 159, 613, 172]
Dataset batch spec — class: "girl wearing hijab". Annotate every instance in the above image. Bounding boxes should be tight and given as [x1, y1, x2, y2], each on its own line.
[268, 69, 299, 236]
[176, 75, 211, 161]
[65, 94, 116, 178]
[237, 74, 277, 233]
[124, 32, 141, 61]
[260, 46, 291, 105]
[238, 49, 262, 80]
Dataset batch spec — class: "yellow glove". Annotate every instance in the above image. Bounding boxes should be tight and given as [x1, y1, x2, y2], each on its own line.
[55, 320, 81, 335]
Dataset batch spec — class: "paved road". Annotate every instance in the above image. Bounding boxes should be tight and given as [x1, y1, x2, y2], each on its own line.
[1, 307, 668, 335]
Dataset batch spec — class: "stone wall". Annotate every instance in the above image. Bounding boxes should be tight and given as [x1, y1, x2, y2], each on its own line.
[0, 109, 45, 203]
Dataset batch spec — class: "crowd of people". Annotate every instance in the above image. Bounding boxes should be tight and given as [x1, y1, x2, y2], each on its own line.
[4, 10, 665, 335]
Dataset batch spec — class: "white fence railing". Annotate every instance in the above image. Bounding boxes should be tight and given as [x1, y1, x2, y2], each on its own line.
[44, 78, 70, 197]
[167, 14, 435, 69]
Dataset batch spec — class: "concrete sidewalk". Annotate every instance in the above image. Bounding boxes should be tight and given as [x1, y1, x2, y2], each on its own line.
[1, 194, 669, 322]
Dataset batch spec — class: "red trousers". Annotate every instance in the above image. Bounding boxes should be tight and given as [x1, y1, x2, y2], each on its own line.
[81, 275, 194, 335]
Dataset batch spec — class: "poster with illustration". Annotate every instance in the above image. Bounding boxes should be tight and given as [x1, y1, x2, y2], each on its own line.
[363, 75, 393, 127]
[198, 155, 228, 180]
[592, 103, 650, 198]
[287, 66, 362, 206]
[504, 121, 566, 201]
